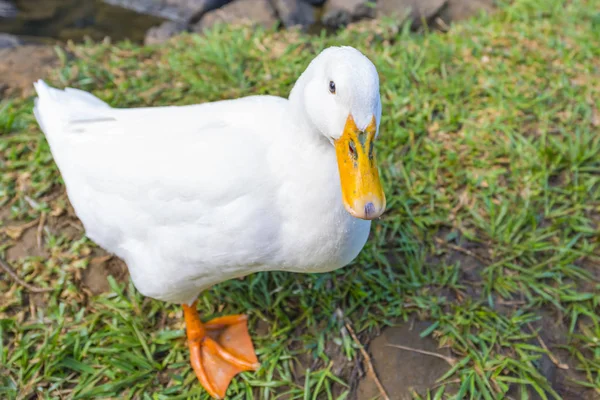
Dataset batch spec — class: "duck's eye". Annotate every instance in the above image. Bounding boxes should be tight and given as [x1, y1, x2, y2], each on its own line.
[329, 81, 336, 94]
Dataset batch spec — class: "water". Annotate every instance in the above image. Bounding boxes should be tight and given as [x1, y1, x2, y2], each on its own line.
[0, 0, 164, 44]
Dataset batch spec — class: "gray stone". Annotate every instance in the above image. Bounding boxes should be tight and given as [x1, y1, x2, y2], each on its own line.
[194, 0, 278, 32]
[103, 0, 231, 23]
[356, 321, 456, 399]
[144, 21, 187, 45]
[272, 0, 316, 28]
[0, 0, 17, 18]
[376, 0, 447, 26]
[0, 33, 21, 49]
[322, 0, 375, 28]
[375, 0, 495, 29]
[437, 0, 495, 24]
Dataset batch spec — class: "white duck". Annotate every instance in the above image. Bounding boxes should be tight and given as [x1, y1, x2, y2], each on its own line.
[33, 46, 386, 398]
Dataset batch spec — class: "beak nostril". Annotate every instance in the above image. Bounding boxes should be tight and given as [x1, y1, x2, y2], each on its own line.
[348, 141, 357, 160]
[364, 202, 375, 217]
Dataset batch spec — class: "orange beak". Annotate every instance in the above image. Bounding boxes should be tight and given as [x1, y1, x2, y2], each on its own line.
[334, 115, 386, 220]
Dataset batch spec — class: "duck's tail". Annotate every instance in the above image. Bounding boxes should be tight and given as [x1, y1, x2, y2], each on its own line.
[33, 80, 112, 142]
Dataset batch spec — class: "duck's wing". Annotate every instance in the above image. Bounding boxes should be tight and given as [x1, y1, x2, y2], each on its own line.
[33, 80, 281, 255]
[33, 79, 265, 142]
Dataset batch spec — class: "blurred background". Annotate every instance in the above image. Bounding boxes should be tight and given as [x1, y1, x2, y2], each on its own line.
[0, 0, 494, 96]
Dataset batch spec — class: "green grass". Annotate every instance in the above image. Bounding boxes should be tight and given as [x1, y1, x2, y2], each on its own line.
[1, 0, 599, 398]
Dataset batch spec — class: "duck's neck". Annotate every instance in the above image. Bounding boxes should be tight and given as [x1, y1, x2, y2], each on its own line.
[288, 69, 327, 145]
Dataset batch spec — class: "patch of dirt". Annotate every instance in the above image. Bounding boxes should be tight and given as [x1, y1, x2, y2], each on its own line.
[356, 320, 456, 400]
[328, 329, 362, 398]
[429, 227, 490, 299]
[0, 204, 10, 222]
[5, 226, 47, 261]
[444, 240, 486, 284]
[53, 195, 130, 294]
[265, 314, 361, 399]
[81, 252, 129, 295]
[509, 309, 599, 400]
[1, 192, 129, 296]
[586, 207, 600, 236]
[548, 170, 569, 187]
[0, 44, 59, 97]
[253, 318, 270, 337]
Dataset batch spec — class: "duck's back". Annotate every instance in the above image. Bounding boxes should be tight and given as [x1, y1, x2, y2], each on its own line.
[33, 81, 291, 303]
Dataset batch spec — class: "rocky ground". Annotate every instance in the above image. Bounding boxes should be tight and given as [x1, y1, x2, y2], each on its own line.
[138, 0, 496, 44]
[0, 0, 495, 96]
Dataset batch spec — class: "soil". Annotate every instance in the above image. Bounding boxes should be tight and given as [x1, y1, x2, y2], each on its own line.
[508, 308, 599, 400]
[81, 252, 128, 294]
[0, 43, 59, 97]
[5, 224, 47, 261]
[356, 320, 456, 399]
[279, 317, 358, 398]
[1, 192, 129, 297]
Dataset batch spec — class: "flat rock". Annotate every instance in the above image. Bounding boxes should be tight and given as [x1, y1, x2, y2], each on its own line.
[103, 0, 231, 22]
[322, 0, 375, 28]
[0, 0, 17, 18]
[376, 0, 495, 28]
[271, 0, 316, 28]
[356, 320, 454, 399]
[145, 20, 187, 45]
[194, 0, 277, 31]
[507, 310, 598, 399]
[376, 0, 447, 25]
[437, 0, 495, 24]
[0, 33, 21, 49]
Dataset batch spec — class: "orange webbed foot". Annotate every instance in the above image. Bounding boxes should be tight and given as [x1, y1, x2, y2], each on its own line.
[183, 303, 259, 399]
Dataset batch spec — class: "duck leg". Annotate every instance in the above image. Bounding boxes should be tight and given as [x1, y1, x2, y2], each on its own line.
[183, 301, 259, 399]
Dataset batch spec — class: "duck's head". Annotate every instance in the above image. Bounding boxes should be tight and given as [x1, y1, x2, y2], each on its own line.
[291, 46, 385, 220]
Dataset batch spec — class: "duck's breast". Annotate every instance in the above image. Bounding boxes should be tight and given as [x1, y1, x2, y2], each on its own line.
[264, 134, 372, 274]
